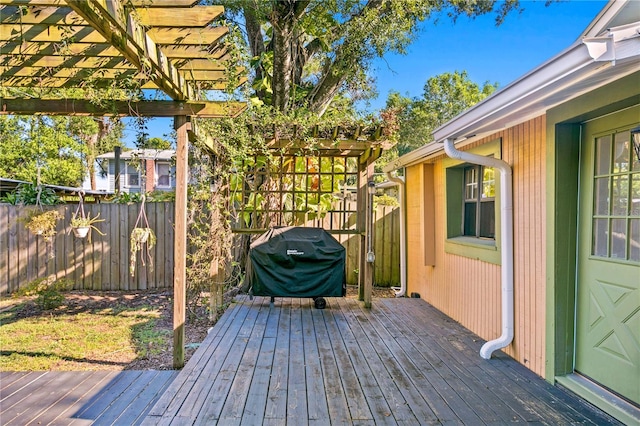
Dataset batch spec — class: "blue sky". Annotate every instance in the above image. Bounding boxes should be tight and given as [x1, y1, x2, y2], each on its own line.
[130, 0, 608, 145]
[366, 0, 608, 110]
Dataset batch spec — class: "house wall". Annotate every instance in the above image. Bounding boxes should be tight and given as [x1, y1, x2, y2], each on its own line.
[405, 115, 547, 375]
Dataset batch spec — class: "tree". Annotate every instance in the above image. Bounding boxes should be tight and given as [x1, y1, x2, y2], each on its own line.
[139, 137, 172, 150]
[0, 116, 87, 187]
[68, 117, 124, 190]
[218, 0, 524, 116]
[388, 71, 498, 156]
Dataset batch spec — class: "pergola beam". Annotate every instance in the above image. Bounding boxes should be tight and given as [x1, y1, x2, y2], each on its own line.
[1, 41, 228, 61]
[0, 98, 246, 117]
[146, 27, 227, 46]
[2, 64, 243, 82]
[1, 4, 224, 27]
[64, 0, 190, 100]
[136, 6, 224, 27]
[1, 0, 199, 4]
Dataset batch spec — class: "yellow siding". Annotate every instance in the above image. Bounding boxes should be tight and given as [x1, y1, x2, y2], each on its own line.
[405, 116, 547, 376]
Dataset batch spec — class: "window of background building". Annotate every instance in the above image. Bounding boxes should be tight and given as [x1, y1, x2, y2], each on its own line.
[156, 163, 172, 188]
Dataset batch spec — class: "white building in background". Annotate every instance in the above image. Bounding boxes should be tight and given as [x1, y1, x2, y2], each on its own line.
[97, 149, 176, 194]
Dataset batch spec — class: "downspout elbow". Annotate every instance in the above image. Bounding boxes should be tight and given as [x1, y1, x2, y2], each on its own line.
[385, 171, 406, 298]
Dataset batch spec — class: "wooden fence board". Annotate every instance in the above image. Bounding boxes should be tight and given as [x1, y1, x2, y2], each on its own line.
[0, 206, 8, 291]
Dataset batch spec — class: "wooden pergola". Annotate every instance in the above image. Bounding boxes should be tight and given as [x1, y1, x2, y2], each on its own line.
[0, 0, 390, 368]
[1, 0, 246, 368]
[230, 130, 391, 311]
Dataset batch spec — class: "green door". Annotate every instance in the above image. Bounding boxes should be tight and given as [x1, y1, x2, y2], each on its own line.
[576, 109, 640, 405]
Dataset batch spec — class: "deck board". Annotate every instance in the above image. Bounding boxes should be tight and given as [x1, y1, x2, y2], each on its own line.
[0, 370, 176, 425]
[142, 295, 622, 425]
[377, 298, 613, 425]
[336, 301, 417, 424]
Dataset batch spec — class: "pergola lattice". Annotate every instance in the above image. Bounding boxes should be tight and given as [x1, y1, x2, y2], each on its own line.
[0, 0, 389, 368]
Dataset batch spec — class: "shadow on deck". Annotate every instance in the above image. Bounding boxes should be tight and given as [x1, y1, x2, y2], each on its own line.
[143, 295, 621, 425]
[1, 370, 176, 425]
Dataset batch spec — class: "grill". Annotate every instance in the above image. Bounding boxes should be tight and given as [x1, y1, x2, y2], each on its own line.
[248, 227, 346, 308]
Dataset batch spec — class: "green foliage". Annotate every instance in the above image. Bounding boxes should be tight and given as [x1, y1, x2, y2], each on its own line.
[0, 116, 86, 187]
[0, 183, 62, 205]
[109, 190, 174, 204]
[218, 0, 523, 114]
[138, 136, 172, 150]
[375, 194, 399, 207]
[145, 190, 175, 202]
[23, 209, 62, 241]
[110, 192, 144, 204]
[35, 288, 66, 311]
[13, 277, 73, 298]
[13, 277, 73, 311]
[388, 71, 498, 156]
[129, 228, 156, 277]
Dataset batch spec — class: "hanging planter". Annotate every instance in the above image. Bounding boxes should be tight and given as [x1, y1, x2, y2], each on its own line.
[131, 227, 152, 244]
[70, 212, 105, 241]
[24, 209, 61, 241]
[129, 196, 156, 277]
[70, 192, 105, 242]
[72, 226, 90, 239]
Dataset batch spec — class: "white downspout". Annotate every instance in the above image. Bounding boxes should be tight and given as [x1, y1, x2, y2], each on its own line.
[385, 172, 406, 297]
[443, 138, 514, 359]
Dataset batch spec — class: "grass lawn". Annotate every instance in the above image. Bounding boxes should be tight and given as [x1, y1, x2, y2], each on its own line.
[0, 293, 171, 371]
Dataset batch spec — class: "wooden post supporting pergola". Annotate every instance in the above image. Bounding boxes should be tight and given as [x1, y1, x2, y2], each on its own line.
[173, 115, 189, 367]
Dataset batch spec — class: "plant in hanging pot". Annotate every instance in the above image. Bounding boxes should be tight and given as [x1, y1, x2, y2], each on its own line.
[70, 212, 106, 242]
[130, 227, 156, 276]
[24, 209, 62, 241]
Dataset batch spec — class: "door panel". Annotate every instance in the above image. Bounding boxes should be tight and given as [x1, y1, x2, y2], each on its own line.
[576, 109, 640, 405]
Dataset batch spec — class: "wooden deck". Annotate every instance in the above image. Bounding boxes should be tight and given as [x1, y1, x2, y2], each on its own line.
[144, 296, 621, 425]
[0, 370, 176, 425]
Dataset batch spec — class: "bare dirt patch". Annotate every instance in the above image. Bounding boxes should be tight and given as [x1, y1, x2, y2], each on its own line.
[1, 285, 396, 371]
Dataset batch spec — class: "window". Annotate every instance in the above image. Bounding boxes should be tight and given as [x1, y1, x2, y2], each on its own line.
[463, 165, 495, 238]
[156, 162, 172, 188]
[443, 138, 501, 264]
[125, 162, 140, 187]
[592, 128, 640, 262]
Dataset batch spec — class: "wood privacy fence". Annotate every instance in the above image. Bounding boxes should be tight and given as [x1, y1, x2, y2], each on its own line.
[1, 203, 175, 294]
[1, 202, 400, 294]
[333, 204, 400, 286]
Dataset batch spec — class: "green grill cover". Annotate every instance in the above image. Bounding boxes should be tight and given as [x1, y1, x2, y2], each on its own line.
[248, 227, 346, 298]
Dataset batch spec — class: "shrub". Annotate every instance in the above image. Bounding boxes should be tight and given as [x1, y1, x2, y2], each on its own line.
[13, 277, 73, 310]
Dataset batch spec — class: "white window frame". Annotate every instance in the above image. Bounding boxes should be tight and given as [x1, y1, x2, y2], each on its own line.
[155, 162, 173, 188]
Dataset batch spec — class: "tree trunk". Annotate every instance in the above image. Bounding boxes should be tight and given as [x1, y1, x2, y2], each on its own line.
[308, 55, 352, 115]
[85, 118, 109, 191]
[244, 2, 267, 99]
[271, 0, 296, 112]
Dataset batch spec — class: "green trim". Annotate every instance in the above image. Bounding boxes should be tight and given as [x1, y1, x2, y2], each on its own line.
[556, 375, 640, 425]
[545, 72, 640, 385]
[443, 139, 502, 265]
[545, 123, 581, 381]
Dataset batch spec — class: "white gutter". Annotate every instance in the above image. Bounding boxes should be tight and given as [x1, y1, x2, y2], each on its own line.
[385, 172, 406, 297]
[443, 138, 514, 359]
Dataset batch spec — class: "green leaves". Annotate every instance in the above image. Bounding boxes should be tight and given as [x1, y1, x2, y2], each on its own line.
[226, 0, 522, 115]
[387, 71, 498, 156]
